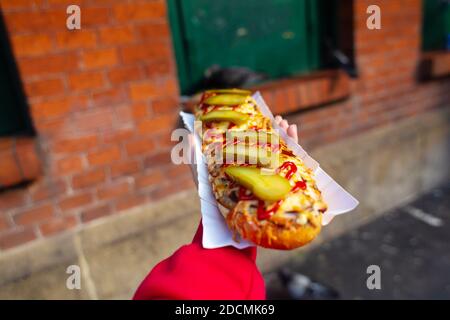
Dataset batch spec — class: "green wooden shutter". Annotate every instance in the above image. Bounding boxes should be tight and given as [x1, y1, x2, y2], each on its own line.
[422, 0, 450, 51]
[168, 0, 321, 94]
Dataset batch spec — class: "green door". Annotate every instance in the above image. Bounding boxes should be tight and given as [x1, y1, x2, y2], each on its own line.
[422, 0, 450, 51]
[168, 0, 321, 94]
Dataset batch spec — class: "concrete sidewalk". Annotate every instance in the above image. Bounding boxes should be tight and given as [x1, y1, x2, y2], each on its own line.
[266, 183, 450, 299]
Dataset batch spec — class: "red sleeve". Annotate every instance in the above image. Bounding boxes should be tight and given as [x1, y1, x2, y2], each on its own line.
[133, 220, 266, 300]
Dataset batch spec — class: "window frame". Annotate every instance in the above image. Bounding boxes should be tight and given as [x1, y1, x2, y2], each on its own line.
[167, 0, 329, 95]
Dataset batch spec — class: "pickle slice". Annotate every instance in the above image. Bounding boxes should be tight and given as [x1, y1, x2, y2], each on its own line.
[203, 94, 248, 105]
[224, 166, 291, 201]
[205, 89, 251, 95]
[200, 110, 249, 125]
[228, 130, 280, 145]
[223, 144, 277, 166]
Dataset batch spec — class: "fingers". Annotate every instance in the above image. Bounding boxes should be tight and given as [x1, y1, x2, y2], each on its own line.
[274, 115, 299, 143]
[274, 115, 283, 126]
[287, 124, 298, 143]
[279, 119, 289, 130]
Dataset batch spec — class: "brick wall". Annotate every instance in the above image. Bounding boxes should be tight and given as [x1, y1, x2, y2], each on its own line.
[0, 0, 194, 250]
[276, 0, 450, 151]
[0, 0, 449, 251]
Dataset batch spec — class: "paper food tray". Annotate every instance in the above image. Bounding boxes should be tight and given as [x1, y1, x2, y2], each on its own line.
[180, 92, 359, 249]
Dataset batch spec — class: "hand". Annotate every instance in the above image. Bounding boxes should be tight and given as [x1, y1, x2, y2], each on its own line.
[274, 115, 298, 143]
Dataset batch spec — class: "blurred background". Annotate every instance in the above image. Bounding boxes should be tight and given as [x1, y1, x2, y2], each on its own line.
[0, 0, 449, 299]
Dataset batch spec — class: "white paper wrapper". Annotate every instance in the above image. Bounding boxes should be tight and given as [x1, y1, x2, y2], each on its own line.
[180, 92, 359, 249]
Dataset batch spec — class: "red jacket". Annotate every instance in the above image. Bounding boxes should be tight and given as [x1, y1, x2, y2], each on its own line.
[133, 221, 266, 299]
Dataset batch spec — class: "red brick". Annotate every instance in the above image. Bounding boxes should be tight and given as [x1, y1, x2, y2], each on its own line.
[46, 0, 83, 5]
[30, 180, 67, 202]
[99, 26, 135, 45]
[15, 138, 41, 180]
[153, 131, 175, 149]
[114, 105, 133, 125]
[92, 88, 128, 107]
[131, 102, 151, 119]
[71, 109, 114, 132]
[82, 48, 118, 70]
[82, 7, 111, 27]
[0, 190, 27, 211]
[30, 98, 71, 121]
[14, 204, 54, 226]
[56, 155, 84, 175]
[138, 114, 177, 134]
[135, 170, 163, 190]
[136, 22, 170, 39]
[11, 34, 53, 57]
[81, 204, 112, 223]
[0, 138, 13, 150]
[39, 215, 77, 236]
[167, 164, 191, 179]
[0, 227, 37, 250]
[58, 192, 93, 211]
[35, 119, 68, 137]
[72, 168, 106, 189]
[1, 0, 44, 10]
[144, 59, 172, 77]
[110, 160, 140, 178]
[24, 78, 65, 98]
[151, 97, 178, 115]
[0, 148, 22, 186]
[53, 135, 99, 154]
[87, 146, 121, 166]
[4, 10, 65, 33]
[97, 181, 130, 200]
[115, 194, 148, 211]
[129, 81, 159, 101]
[143, 151, 172, 169]
[32, 95, 88, 122]
[102, 129, 134, 144]
[125, 138, 155, 156]
[108, 66, 144, 84]
[113, 2, 166, 22]
[0, 215, 10, 232]
[56, 30, 97, 50]
[149, 177, 193, 201]
[17, 52, 79, 77]
[120, 42, 171, 63]
[68, 71, 106, 91]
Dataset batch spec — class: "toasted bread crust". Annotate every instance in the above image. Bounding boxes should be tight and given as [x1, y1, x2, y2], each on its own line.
[224, 204, 322, 250]
[196, 90, 326, 249]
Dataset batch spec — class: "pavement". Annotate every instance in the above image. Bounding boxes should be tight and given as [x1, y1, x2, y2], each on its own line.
[265, 183, 450, 300]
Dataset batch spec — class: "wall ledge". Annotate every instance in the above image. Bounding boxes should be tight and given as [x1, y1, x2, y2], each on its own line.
[420, 51, 450, 80]
[252, 69, 351, 114]
[0, 137, 41, 189]
[182, 69, 351, 114]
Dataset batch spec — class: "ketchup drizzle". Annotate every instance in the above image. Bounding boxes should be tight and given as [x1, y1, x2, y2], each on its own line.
[238, 186, 254, 200]
[257, 200, 282, 220]
[278, 161, 297, 179]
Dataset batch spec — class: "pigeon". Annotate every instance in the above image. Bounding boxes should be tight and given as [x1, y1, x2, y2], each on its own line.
[278, 268, 339, 300]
